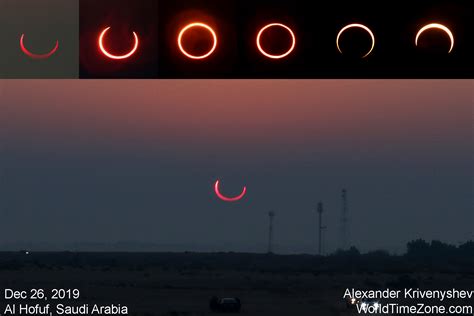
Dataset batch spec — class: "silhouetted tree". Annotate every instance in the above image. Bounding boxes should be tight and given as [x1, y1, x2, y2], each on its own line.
[406, 239, 430, 258]
[366, 250, 391, 258]
[458, 241, 474, 257]
[334, 246, 361, 257]
[430, 240, 457, 258]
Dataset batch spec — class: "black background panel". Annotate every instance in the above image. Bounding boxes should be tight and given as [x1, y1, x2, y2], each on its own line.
[5, 0, 466, 79]
[153, 0, 471, 78]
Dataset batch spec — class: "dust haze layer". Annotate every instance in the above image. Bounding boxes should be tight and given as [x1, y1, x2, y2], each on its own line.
[0, 80, 472, 254]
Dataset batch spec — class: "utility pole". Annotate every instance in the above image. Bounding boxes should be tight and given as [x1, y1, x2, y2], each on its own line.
[317, 202, 327, 255]
[341, 189, 349, 250]
[268, 211, 275, 254]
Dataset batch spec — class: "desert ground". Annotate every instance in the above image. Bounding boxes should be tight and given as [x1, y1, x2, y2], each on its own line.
[0, 252, 472, 316]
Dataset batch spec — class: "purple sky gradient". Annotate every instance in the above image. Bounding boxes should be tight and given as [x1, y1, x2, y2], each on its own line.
[0, 80, 472, 253]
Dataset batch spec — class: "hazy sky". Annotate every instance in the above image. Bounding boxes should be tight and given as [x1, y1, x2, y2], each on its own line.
[0, 80, 472, 254]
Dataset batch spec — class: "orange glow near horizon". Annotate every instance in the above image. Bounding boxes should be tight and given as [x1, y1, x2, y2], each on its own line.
[178, 22, 218, 60]
[98, 27, 139, 60]
[1, 80, 471, 159]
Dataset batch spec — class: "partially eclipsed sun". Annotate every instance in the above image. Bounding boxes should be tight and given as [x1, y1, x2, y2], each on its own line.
[336, 24, 375, 58]
[20, 34, 59, 59]
[98, 27, 139, 60]
[214, 180, 247, 202]
[415, 23, 454, 53]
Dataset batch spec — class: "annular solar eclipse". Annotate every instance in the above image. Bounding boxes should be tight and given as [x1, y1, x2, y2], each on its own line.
[178, 22, 218, 60]
[20, 34, 59, 59]
[25, 23, 459, 63]
[92, 22, 456, 60]
[98, 27, 139, 60]
[415, 23, 454, 53]
[336, 24, 375, 58]
[214, 180, 247, 202]
[256, 23, 296, 59]
[16, 0, 469, 80]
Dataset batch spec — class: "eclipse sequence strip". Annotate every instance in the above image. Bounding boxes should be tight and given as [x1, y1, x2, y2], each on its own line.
[84, 22, 452, 61]
[23, 23, 453, 61]
[1, 0, 472, 79]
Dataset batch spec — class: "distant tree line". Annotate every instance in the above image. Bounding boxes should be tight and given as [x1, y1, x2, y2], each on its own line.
[333, 240, 474, 258]
[0, 240, 472, 274]
[406, 239, 474, 259]
[330, 240, 474, 274]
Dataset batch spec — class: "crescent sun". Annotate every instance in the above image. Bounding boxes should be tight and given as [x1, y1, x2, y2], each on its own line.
[214, 180, 247, 202]
[98, 26, 139, 60]
[336, 23, 375, 58]
[20, 34, 59, 59]
[415, 23, 454, 53]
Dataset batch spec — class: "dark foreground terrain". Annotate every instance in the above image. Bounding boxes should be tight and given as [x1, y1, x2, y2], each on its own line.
[0, 246, 473, 316]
